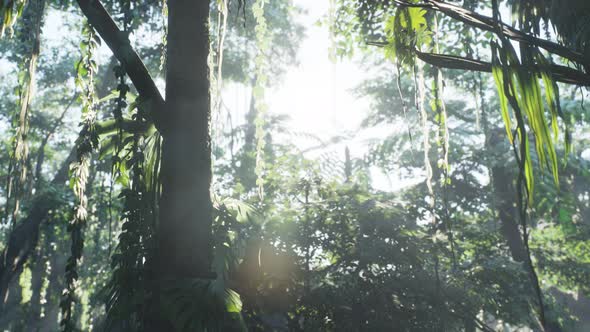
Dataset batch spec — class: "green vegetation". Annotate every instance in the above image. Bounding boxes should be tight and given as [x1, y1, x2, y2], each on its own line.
[0, 0, 589, 331]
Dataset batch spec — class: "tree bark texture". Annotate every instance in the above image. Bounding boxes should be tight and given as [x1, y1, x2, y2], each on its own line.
[158, 0, 213, 279]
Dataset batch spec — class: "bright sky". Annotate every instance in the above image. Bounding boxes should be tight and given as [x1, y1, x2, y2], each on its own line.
[262, 0, 416, 190]
[17, 3, 400, 190]
[269, 0, 368, 142]
[219, 0, 401, 190]
[223, 0, 374, 151]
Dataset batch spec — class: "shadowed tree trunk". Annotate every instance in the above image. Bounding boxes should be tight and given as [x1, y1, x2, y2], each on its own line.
[71, 0, 215, 328]
[158, 0, 213, 281]
[482, 106, 527, 263]
[236, 88, 258, 188]
[0, 279, 25, 329]
[490, 163, 528, 262]
[484, 116, 555, 331]
[0, 148, 74, 311]
[75, 0, 214, 282]
[26, 235, 45, 329]
[38, 223, 66, 332]
[142, 0, 214, 329]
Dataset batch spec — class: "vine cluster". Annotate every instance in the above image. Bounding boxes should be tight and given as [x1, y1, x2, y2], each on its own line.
[103, 1, 159, 328]
[60, 21, 100, 332]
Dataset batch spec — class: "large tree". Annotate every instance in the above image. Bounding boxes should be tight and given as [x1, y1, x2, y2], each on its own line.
[0, 0, 306, 328]
[0, 0, 218, 328]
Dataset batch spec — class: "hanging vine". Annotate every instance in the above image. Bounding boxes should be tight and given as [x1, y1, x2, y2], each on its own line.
[382, 7, 458, 325]
[210, 0, 229, 153]
[2, 0, 45, 228]
[0, 0, 27, 36]
[430, 12, 455, 265]
[328, 0, 336, 62]
[384, 5, 437, 225]
[102, 1, 159, 328]
[104, 98, 155, 330]
[215, 0, 228, 113]
[416, 67, 434, 225]
[109, 0, 132, 252]
[253, 0, 269, 200]
[60, 21, 100, 332]
[159, 0, 167, 72]
[490, 1, 550, 328]
[430, 14, 449, 189]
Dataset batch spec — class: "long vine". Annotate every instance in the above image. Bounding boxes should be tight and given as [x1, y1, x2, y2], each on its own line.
[0, 0, 27, 36]
[215, 0, 228, 113]
[109, 0, 132, 249]
[159, 0, 167, 71]
[60, 21, 100, 332]
[2, 0, 45, 228]
[430, 13, 455, 266]
[105, 98, 154, 330]
[383, 7, 456, 326]
[210, 0, 229, 155]
[490, 0, 551, 328]
[103, 1, 157, 328]
[253, 0, 269, 201]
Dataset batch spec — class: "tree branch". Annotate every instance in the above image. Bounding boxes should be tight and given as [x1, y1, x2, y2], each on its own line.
[416, 50, 590, 86]
[368, 41, 590, 86]
[391, 0, 588, 69]
[75, 0, 164, 128]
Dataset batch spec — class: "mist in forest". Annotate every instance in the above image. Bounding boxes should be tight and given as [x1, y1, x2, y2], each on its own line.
[0, 0, 589, 331]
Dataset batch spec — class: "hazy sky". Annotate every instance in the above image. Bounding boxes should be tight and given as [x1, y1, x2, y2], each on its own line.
[268, 0, 369, 142]
[222, 0, 375, 152]
[264, 0, 417, 190]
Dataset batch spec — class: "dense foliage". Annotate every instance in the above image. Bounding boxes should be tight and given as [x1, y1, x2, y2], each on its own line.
[0, 0, 589, 331]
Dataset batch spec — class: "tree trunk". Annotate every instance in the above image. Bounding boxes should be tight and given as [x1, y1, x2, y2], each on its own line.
[490, 164, 528, 262]
[482, 110, 527, 262]
[26, 236, 45, 328]
[38, 223, 66, 332]
[0, 148, 74, 311]
[158, 0, 213, 281]
[236, 90, 258, 189]
[145, 1, 214, 329]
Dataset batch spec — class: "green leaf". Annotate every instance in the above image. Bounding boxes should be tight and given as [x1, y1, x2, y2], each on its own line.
[491, 48, 513, 144]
